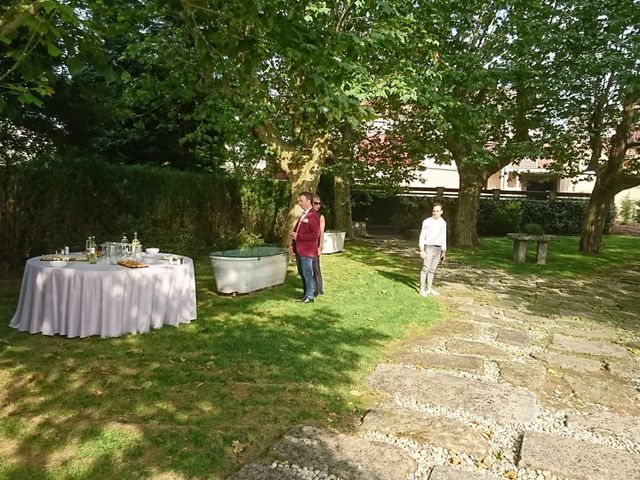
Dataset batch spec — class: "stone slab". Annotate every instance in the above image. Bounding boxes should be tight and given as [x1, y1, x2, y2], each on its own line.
[551, 326, 618, 340]
[566, 411, 640, 444]
[454, 304, 495, 319]
[498, 360, 547, 390]
[531, 351, 604, 373]
[552, 334, 629, 358]
[475, 318, 527, 330]
[406, 337, 447, 351]
[367, 364, 539, 424]
[428, 465, 502, 480]
[446, 339, 509, 358]
[562, 370, 640, 414]
[518, 430, 640, 480]
[269, 425, 415, 480]
[429, 320, 483, 337]
[492, 327, 532, 346]
[606, 359, 640, 381]
[493, 294, 524, 310]
[360, 406, 491, 457]
[392, 351, 484, 374]
[227, 462, 302, 480]
[499, 309, 556, 327]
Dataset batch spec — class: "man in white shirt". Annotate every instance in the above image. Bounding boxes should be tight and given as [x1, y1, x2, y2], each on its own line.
[418, 203, 447, 297]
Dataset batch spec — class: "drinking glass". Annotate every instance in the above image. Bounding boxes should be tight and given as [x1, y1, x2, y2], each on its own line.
[109, 244, 119, 264]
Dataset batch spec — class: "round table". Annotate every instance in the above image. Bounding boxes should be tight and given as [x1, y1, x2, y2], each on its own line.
[10, 253, 197, 338]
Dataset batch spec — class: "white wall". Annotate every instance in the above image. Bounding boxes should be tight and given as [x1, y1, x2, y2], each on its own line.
[405, 158, 640, 217]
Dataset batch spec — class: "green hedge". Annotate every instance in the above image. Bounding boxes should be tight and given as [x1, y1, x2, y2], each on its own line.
[0, 158, 290, 267]
[352, 192, 613, 237]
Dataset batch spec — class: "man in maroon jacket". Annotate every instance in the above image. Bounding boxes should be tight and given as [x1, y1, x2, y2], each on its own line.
[289, 191, 321, 303]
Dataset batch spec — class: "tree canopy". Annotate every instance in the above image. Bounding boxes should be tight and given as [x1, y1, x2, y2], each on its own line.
[2, 0, 639, 249]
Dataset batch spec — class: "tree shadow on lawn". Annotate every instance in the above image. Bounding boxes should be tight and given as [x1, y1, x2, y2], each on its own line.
[375, 269, 419, 291]
[524, 264, 640, 334]
[341, 241, 419, 274]
[0, 299, 391, 479]
[440, 256, 640, 335]
[351, 236, 640, 335]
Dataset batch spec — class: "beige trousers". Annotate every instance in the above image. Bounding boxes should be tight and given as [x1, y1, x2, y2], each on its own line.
[420, 245, 442, 291]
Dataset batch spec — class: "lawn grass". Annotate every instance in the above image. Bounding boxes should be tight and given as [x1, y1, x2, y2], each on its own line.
[0, 242, 439, 479]
[452, 234, 640, 278]
[2, 235, 638, 479]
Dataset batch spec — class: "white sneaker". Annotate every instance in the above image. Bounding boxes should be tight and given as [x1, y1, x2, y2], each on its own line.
[419, 289, 429, 297]
[428, 288, 440, 296]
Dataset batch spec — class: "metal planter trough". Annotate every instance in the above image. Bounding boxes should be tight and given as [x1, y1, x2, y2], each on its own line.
[322, 231, 346, 254]
[209, 246, 288, 294]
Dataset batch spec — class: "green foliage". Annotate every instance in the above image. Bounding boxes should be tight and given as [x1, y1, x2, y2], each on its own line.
[239, 179, 290, 243]
[484, 201, 523, 236]
[619, 196, 636, 223]
[522, 223, 545, 235]
[0, 159, 289, 267]
[389, 196, 432, 231]
[353, 192, 616, 237]
[521, 200, 594, 234]
[0, 242, 439, 479]
[454, 235, 640, 279]
[216, 228, 264, 251]
[0, 0, 80, 108]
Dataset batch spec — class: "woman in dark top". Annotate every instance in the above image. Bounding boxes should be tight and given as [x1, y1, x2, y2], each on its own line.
[311, 194, 325, 296]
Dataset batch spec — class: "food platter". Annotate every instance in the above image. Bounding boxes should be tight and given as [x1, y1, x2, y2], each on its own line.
[117, 259, 147, 269]
[41, 255, 88, 262]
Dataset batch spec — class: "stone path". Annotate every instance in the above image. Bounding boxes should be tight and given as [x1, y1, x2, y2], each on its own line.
[229, 238, 640, 480]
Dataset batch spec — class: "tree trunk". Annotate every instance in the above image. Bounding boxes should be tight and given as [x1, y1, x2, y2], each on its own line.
[454, 168, 486, 247]
[333, 175, 353, 237]
[252, 124, 330, 245]
[280, 135, 330, 245]
[579, 179, 614, 253]
[579, 86, 639, 253]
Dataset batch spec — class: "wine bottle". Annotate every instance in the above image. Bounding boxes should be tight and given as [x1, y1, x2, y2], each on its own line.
[89, 236, 97, 264]
[131, 232, 141, 260]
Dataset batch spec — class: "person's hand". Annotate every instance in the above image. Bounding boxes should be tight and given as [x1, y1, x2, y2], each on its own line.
[419, 250, 427, 259]
[441, 252, 446, 263]
[288, 244, 294, 255]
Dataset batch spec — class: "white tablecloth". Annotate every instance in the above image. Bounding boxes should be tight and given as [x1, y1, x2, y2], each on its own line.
[10, 254, 197, 338]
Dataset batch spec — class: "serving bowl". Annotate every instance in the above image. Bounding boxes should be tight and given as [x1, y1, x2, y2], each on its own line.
[145, 247, 160, 255]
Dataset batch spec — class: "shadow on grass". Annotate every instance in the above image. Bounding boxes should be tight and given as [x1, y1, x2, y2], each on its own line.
[0, 252, 421, 479]
[447, 236, 640, 333]
[349, 235, 640, 334]
[10, 235, 639, 479]
[454, 235, 640, 278]
[375, 270, 418, 291]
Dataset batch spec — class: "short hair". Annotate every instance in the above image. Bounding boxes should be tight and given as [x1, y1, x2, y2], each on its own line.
[433, 202, 443, 210]
[299, 191, 313, 202]
[312, 194, 321, 201]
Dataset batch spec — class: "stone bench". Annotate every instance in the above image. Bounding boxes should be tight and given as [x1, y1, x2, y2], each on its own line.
[506, 233, 556, 265]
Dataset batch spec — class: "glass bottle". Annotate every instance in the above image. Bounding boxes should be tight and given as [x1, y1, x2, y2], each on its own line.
[89, 236, 97, 264]
[120, 233, 129, 258]
[131, 232, 141, 260]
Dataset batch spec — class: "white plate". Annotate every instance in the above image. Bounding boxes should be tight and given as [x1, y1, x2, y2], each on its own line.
[49, 260, 68, 267]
